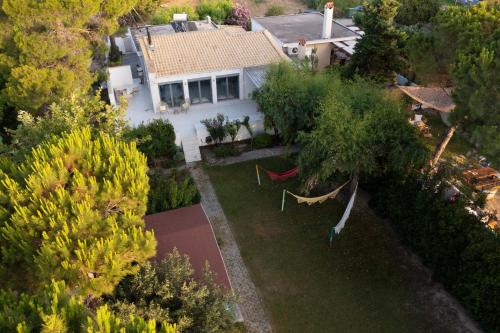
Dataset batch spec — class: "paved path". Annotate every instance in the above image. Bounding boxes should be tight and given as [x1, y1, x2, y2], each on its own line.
[188, 164, 273, 333]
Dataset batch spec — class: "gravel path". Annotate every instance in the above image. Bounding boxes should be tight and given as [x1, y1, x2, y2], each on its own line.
[188, 163, 273, 333]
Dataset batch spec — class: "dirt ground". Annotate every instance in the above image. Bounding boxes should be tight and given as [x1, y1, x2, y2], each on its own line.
[161, 0, 306, 17]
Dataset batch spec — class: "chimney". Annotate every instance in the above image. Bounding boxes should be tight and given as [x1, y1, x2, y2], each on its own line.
[322, 2, 334, 39]
[146, 26, 155, 51]
[206, 15, 212, 25]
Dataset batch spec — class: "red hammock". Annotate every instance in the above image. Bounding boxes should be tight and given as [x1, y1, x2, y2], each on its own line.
[265, 166, 298, 181]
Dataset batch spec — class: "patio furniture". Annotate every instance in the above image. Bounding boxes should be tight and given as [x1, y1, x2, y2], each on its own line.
[411, 103, 423, 111]
[181, 98, 190, 113]
[409, 114, 423, 126]
[159, 102, 168, 113]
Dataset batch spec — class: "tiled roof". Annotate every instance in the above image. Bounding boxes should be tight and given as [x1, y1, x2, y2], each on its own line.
[139, 27, 288, 77]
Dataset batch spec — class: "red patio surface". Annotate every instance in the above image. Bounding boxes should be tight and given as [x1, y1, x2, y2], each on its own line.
[145, 204, 231, 289]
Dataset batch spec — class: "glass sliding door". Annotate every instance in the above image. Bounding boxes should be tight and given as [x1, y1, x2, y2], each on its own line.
[159, 82, 184, 107]
[188, 79, 212, 104]
[200, 79, 212, 103]
[216, 75, 239, 101]
[188, 81, 200, 104]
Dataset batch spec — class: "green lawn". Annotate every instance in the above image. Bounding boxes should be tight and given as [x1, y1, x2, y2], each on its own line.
[206, 157, 454, 333]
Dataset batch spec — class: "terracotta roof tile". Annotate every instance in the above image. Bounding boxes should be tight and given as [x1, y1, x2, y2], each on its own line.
[140, 28, 288, 77]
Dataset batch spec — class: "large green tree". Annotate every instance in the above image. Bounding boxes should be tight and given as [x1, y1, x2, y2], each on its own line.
[0, 128, 156, 296]
[0, 281, 177, 332]
[451, 31, 500, 165]
[0, 0, 143, 114]
[253, 62, 332, 143]
[407, 2, 500, 85]
[298, 78, 428, 189]
[106, 249, 235, 333]
[395, 0, 440, 26]
[347, 0, 407, 80]
[3, 92, 127, 159]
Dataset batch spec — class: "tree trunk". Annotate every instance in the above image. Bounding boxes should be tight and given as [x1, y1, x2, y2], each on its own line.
[430, 125, 457, 168]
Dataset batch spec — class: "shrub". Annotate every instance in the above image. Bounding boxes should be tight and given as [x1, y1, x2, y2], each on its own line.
[106, 249, 235, 332]
[147, 171, 200, 214]
[265, 5, 284, 16]
[152, 6, 199, 24]
[201, 113, 227, 145]
[253, 133, 273, 148]
[213, 145, 241, 158]
[226, 3, 251, 30]
[225, 119, 241, 142]
[124, 119, 177, 163]
[195, 0, 233, 23]
[369, 172, 500, 331]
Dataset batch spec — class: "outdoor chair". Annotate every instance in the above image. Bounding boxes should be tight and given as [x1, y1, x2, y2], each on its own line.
[159, 102, 168, 114]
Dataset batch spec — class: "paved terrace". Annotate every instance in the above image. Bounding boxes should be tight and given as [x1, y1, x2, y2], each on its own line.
[125, 85, 262, 140]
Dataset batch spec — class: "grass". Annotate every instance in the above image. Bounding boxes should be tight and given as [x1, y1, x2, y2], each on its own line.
[206, 157, 454, 333]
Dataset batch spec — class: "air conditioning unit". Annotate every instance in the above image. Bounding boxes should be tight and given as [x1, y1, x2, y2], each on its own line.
[287, 47, 299, 56]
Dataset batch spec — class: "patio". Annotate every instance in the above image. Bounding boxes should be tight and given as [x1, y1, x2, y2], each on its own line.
[125, 84, 265, 162]
[126, 86, 262, 136]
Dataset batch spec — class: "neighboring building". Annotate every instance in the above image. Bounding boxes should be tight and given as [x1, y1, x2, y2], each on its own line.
[145, 203, 243, 321]
[252, 3, 363, 68]
[145, 204, 232, 289]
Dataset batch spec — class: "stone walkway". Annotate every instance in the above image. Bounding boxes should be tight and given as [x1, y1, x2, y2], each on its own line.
[188, 163, 273, 333]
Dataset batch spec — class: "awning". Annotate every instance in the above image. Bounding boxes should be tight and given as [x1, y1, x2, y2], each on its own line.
[245, 66, 268, 89]
[398, 85, 455, 113]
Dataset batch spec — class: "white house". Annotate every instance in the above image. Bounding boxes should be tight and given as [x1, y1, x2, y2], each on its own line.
[107, 21, 287, 162]
[136, 25, 287, 113]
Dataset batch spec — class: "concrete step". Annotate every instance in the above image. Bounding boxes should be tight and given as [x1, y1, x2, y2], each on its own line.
[182, 135, 202, 163]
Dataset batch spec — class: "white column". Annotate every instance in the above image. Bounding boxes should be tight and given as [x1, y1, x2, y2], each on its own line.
[149, 73, 161, 113]
[211, 75, 218, 104]
[183, 79, 190, 102]
[239, 70, 244, 100]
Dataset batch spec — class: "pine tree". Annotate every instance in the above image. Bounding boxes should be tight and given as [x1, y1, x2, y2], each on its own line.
[347, 0, 407, 80]
[0, 281, 177, 332]
[0, 0, 143, 114]
[0, 128, 156, 296]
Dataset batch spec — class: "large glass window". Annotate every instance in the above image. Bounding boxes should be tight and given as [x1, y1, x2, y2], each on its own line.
[159, 82, 184, 107]
[216, 75, 239, 101]
[188, 79, 212, 104]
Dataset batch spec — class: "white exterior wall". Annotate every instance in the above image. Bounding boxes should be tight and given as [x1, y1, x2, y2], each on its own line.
[151, 69, 247, 112]
[107, 65, 134, 106]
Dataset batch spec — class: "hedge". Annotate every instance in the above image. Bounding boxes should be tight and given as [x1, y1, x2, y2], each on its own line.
[368, 173, 500, 332]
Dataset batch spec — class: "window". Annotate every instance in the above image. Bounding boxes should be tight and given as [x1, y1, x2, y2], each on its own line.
[159, 82, 184, 107]
[188, 79, 212, 104]
[216, 75, 239, 101]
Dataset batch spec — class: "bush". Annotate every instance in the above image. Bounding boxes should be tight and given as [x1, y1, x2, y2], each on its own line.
[226, 3, 251, 30]
[124, 119, 177, 163]
[265, 5, 284, 16]
[147, 171, 200, 214]
[195, 0, 233, 23]
[152, 6, 199, 24]
[369, 173, 500, 331]
[201, 113, 227, 145]
[253, 133, 273, 149]
[106, 249, 235, 332]
[213, 145, 241, 158]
